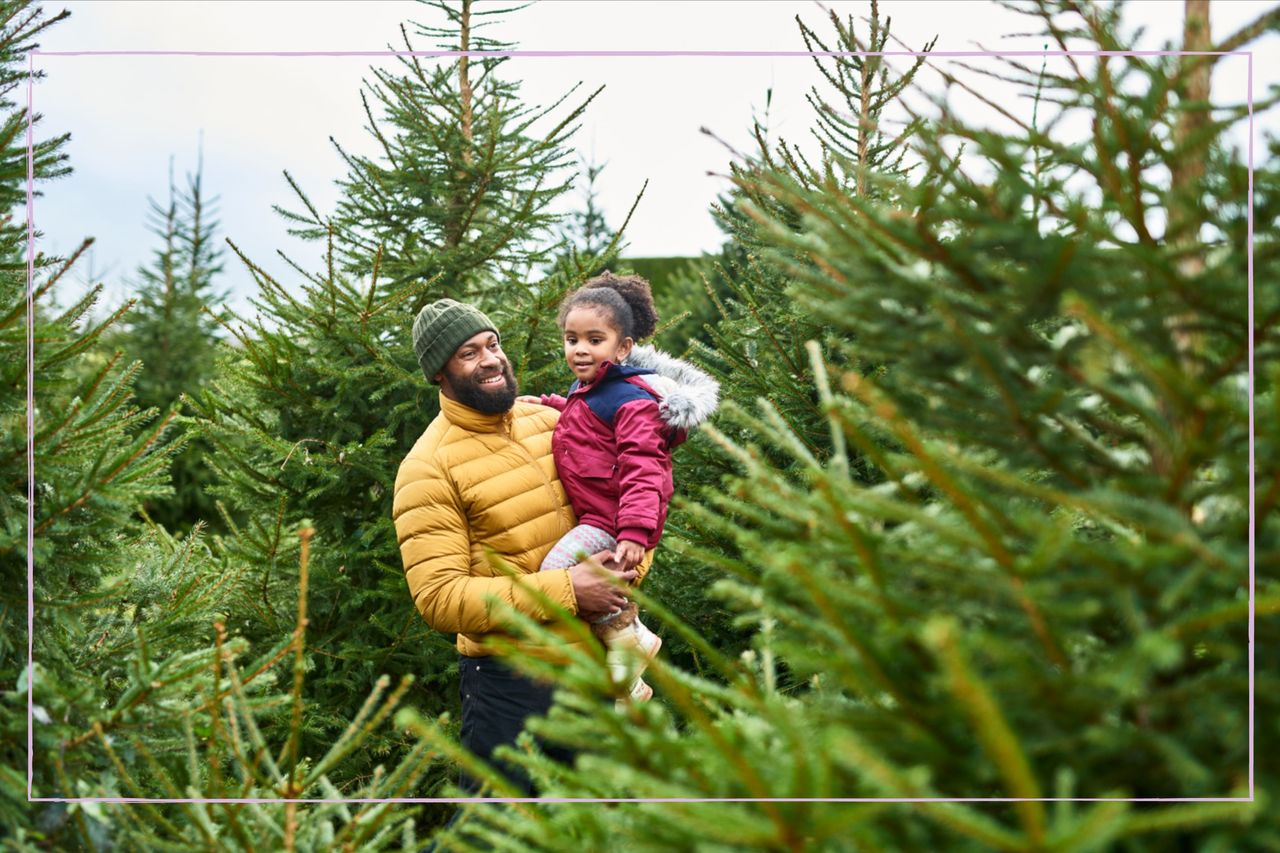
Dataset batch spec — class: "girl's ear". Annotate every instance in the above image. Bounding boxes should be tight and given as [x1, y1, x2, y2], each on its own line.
[617, 337, 635, 362]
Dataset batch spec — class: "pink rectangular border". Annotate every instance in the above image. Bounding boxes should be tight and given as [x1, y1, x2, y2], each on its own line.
[25, 47, 1256, 807]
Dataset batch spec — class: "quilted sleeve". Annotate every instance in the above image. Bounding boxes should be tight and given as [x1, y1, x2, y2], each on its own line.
[392, 451, 578, 634]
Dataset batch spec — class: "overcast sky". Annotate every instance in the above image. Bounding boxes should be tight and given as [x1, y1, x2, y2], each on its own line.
[28, 0, 1279, 318]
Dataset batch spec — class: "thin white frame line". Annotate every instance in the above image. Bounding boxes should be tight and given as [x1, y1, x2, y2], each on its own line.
[24, 796, 1260, 805]
[32, 48, 1249, 58]
[25, 48, 36, 806]
[24, 44, 1257, 808]
[1246, 50, 1256, 802]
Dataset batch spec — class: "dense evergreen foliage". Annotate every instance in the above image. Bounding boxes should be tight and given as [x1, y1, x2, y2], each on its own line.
[422, 1, 1278, 849]
[0, 0, 174, 836]
[7, 0, 1277, 849]
[180, 0, 614, 809]
[4, 2, 440, 845]
[108, 159, 226, 533]
[0, 0, 66, 241]
[644, 0, 936, 675]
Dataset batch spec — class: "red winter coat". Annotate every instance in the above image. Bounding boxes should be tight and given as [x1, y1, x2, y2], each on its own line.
[539, 361, 687, 549]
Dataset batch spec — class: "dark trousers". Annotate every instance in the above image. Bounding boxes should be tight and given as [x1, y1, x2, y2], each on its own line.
[457, 654, 576, 796]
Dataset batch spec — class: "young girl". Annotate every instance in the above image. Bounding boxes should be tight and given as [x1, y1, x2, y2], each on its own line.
[520, 271, 719, 704]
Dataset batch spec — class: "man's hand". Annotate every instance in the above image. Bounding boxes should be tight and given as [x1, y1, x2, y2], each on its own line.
[569, 550, 637, 619]
[612, 539, 646, 573]
[516, 394, 542, 405]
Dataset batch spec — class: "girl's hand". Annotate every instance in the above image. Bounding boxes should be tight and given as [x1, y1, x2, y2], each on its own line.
[516, 395, 542, 405]
[612, 539, 646, 573]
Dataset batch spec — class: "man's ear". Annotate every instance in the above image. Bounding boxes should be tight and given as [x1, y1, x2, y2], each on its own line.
[432, 372, 444, 384]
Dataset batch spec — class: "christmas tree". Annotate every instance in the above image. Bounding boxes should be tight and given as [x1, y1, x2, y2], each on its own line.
[279, 0, 599, 299]
[0, 0, 201, 835]
[108, 155, 227, 534]
[647, 0, 936, 677]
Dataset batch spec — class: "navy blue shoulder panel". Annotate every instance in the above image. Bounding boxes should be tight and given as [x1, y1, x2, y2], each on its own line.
[612, 365, 656, 381]
[584, 374, 657, 427]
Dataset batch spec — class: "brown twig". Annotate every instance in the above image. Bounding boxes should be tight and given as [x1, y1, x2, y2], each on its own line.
[280, 524, 314, 800]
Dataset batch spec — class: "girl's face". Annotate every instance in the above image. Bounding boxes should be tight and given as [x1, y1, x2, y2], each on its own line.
[562, 306, 633, 385]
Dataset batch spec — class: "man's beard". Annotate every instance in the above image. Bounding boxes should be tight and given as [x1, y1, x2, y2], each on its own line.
[449, 361, 518, 414]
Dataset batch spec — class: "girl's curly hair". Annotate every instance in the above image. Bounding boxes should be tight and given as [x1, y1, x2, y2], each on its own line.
[556, 270, 658, 341]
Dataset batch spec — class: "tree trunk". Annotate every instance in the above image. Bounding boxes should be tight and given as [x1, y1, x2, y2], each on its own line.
[1168, 0, 1211, 363]
[459, 0, 474, 163]
[446, 0, 474, 252]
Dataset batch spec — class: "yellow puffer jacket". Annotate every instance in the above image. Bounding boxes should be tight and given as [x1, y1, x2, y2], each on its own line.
[393, 394, 651, 659]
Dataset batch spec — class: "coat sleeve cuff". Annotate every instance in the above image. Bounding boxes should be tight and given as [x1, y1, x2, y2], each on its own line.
[617, 526, 651, 546]
[560, 567, 578, 614]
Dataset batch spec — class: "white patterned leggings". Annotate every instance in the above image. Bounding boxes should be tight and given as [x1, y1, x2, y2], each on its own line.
[539, 524, 633, 628]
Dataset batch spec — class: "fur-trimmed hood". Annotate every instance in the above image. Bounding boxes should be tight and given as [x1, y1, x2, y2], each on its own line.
[626, 344, 720, 432]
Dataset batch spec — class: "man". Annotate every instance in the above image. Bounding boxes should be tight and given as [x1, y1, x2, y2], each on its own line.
[392, 298, 642, 796]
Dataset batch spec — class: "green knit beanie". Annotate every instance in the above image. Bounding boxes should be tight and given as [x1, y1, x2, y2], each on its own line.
[411, 298, 498, 382]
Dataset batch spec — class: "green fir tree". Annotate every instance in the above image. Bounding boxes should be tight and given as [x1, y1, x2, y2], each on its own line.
[558, 152, 613, 264]
[110, 155, 227, 534]
[278, 0, 598, 300]
[0, 0, 67, 243]
[648, 1, 936, 677]
[53, 525, 439, 852]
[0, 0, 188, 836]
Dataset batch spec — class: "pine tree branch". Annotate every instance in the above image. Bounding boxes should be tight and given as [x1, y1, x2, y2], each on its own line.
[33, 407, 176, 535]
[847, 375, 1070, 667]
[828, 730, 1028, 848]
[42, 295, 135, 369]
[935, 301, 1087, 488]
[92, 722, 191, 838]
[924, 619, 1046, 843]
[1217, 4, 1280, 53]
[458, 0, 474, 163]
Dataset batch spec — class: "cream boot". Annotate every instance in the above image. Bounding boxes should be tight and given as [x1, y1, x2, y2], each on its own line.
[602, 618, 661, 707]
